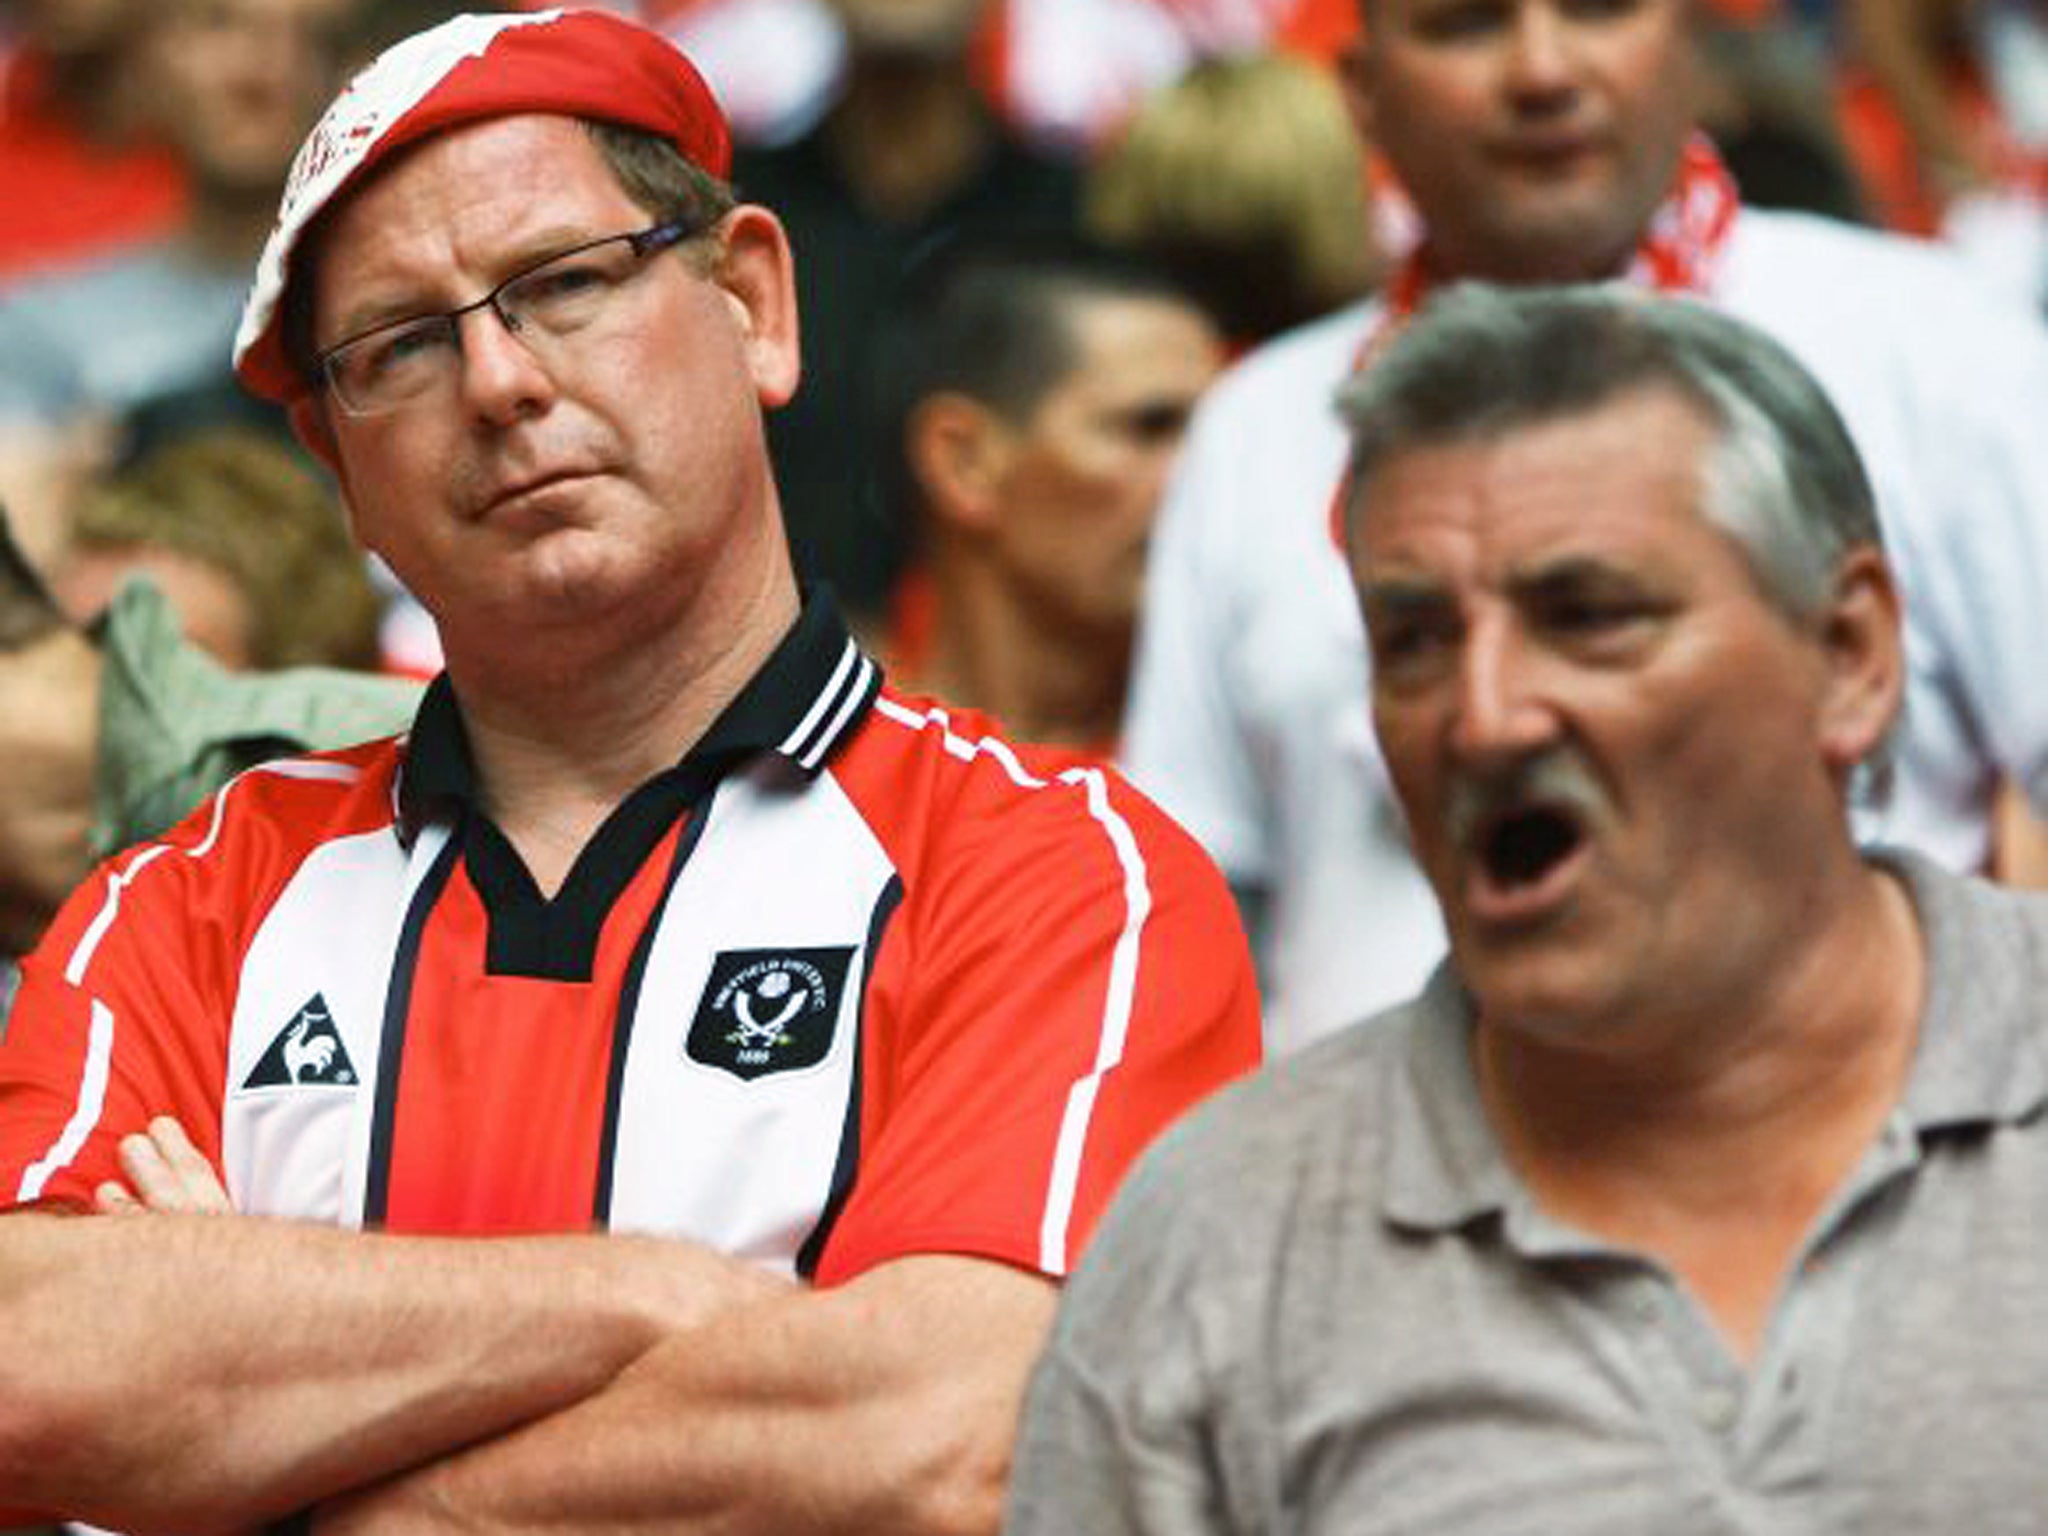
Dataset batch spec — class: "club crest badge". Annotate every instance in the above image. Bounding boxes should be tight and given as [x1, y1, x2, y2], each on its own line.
[685, 947, 855, 1081]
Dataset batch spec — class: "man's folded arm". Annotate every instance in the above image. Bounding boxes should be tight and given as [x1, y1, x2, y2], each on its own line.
[0, 1208, 781, 1535]
[318, 1252, 1059, 1536]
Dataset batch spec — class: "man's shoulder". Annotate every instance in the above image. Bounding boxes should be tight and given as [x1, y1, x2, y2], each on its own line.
[129, 734, 406, 867]
[1720, 208, 2048, 491]
[839, 688, 1227, 872]
[31, 735, 408, 987]
[1899, 851, 2048, 973]
[1733, 205, 1967, 278]
[1724, 208, 2043, 352]
[1108, 1007, 1417, 1238]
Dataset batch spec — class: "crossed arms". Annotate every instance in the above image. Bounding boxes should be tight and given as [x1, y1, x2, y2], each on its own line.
[0, 1122, 1056, 1536]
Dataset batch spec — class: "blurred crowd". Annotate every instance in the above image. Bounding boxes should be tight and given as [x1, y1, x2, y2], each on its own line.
[1, 0, 2047, 1525]
[4, 0, 2041, 610]
[4, 0, 2047, 990]
[1, 0, 2045, 1007]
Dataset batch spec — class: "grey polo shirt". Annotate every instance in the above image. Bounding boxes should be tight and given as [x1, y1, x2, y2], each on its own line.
[1006, 853, 2048, 1536]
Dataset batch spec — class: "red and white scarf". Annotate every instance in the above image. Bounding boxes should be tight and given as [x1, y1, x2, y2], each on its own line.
[1375, 131, 1737, 347]
[1330, 133, 1740, 539]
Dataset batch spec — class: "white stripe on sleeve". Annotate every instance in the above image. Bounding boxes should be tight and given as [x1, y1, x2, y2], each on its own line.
[17, 999, 117, 1203]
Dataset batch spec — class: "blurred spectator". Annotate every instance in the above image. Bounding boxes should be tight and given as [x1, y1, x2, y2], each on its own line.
[654, 0, 1193, 149]
[876, 236, 1221, 748]
[1085, 50, 1379, 346]
[734, 0, 1081, 621]
[0, 0, 357, 572]
[1695, 11, 1869, 220]
[0, 508, 86, 984]
[1840, 0, 2048, 303]
[0, 504, 417, 988]
[0, 0, 355, 438]
[50, 427, 384, 671]
[640, 0, 851, 143]
[0, 0, 184, 283]
[1845, 0, 2009, 221]
[1122, 0, 2048, 1051]
[640, 0, 1368, 148]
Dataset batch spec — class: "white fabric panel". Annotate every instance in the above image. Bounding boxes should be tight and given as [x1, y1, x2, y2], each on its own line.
[608, 760, 892, 1271]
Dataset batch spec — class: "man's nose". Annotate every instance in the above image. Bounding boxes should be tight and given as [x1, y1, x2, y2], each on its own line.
[1503, 2, 1578, 103]
[454, 305, 557, 426]
[1447, 617, 1559, 766]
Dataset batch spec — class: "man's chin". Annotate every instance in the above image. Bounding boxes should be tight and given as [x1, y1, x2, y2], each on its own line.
[1450, 921, 1621, 1038]
[1447, 197, 1643, 285]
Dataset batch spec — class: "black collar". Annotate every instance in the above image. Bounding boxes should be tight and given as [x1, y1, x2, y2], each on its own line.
[396, 588, 880, 842]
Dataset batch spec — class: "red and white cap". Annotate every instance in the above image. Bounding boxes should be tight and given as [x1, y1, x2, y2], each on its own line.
[233, 7, 733, 403]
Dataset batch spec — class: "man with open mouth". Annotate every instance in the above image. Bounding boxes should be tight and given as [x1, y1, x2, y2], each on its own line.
[1006, 285, 2048, 1533]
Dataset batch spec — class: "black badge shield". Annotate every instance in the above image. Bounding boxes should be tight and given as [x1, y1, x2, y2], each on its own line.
[686, 947, 855, 1081]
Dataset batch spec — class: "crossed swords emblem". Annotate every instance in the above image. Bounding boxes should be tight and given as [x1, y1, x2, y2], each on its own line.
[726, 971, 809, 1049]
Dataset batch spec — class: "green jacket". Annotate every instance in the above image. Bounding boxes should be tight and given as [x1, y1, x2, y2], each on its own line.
[92, 579, 424, 857]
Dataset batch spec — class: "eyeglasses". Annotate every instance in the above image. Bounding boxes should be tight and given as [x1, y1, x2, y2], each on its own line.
[316, 220, 697, 416]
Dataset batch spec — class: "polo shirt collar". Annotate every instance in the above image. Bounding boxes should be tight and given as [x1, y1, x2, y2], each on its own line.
[1378, 967, 1519, 1234]
[1377, 851, 2048, 1236]
[1884, 848, 2048, 1131]
[397, 587, 879, 838]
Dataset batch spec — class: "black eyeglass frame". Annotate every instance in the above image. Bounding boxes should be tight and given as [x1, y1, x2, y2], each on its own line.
[313, 218, 698, 415]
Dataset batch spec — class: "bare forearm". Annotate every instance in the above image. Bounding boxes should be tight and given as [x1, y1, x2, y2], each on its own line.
[0, 1211, 777, 1534]
[324, 1256, 1058, 1536]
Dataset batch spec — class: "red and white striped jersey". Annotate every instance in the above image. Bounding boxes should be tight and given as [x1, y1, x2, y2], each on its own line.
[0, 596, 1260, 1285]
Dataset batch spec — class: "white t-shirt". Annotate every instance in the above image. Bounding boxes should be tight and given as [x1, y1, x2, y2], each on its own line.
[1123, 207, 2048, 1053]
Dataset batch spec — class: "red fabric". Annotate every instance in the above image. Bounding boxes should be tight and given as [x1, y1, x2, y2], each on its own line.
[1273, 0, 1361, 65]
[1695, 0, 1780, 25]
[0, 753, 399, 1216]
[236, 9, 732, 401]
[879, 562, 939, 686]
[381, 829, 689, 1234]
[814, 692, 1245, 1280]
[965, 0, 1016, 124]
[0, 703, 1255, 1280]
[0, 49, 186, 283]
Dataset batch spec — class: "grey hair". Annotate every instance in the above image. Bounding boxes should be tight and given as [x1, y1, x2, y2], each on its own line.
[1336, 283, 1893, 795]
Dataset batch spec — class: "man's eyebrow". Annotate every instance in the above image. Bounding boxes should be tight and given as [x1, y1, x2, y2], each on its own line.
[326, 226, 613, 343]
[1506, 553, 1647, 596]
[326, 292, 437, 348]
[1110, 397, 1197, 434]
[1357, 576, 1454, 628]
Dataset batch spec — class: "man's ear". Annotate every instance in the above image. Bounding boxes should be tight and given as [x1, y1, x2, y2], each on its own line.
[908, 393, 1011, 535]
[713, 204, 802, 409]
[1815, 545, 1905, 778]
[289, 394, 341, 477]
